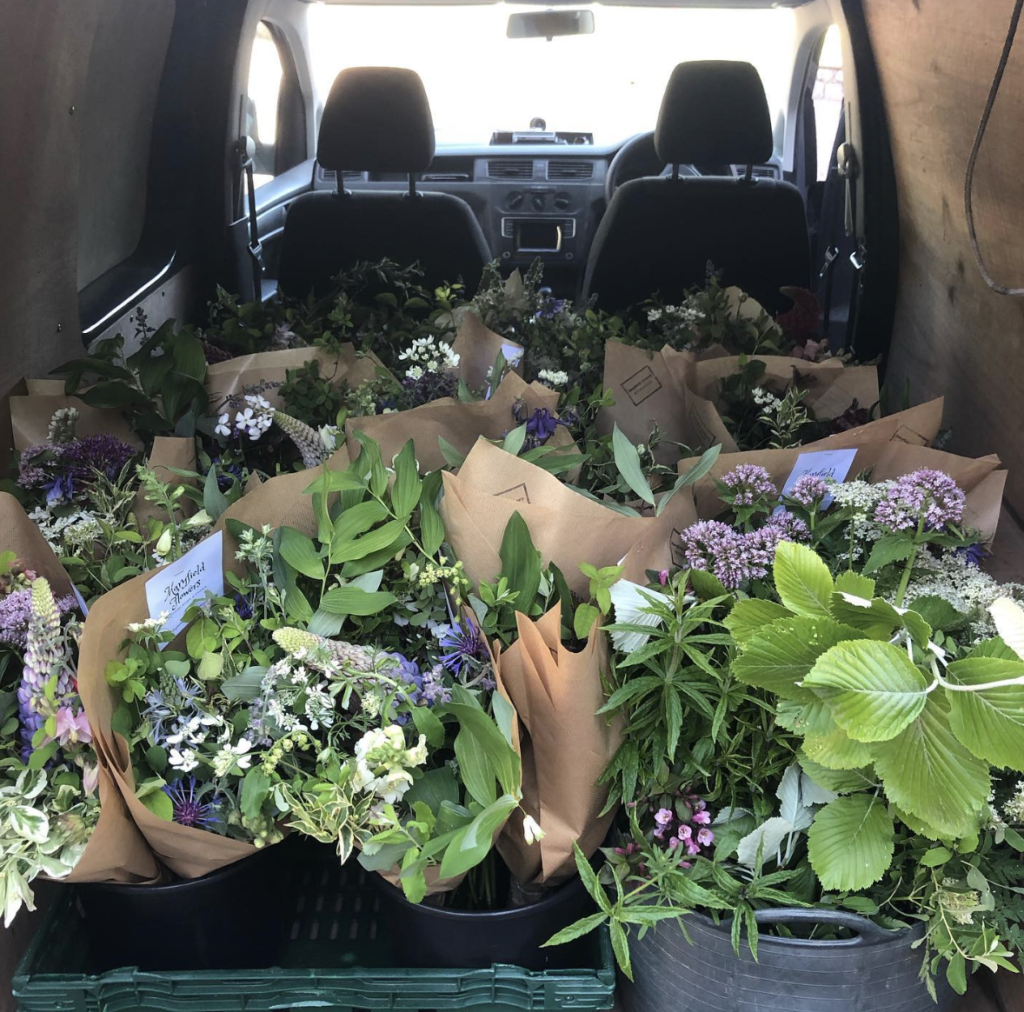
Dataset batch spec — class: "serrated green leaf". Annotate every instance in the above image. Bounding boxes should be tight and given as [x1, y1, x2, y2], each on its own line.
[834, 571, 876, 599]
[945, 656, 1024, 769]
[773, 542, 834, 618]
[862, 534, 913, 575]
[723, 598, 793, 645]
[806, 794, 893, 891]
[804, 640, 928, 742]
[873, 696, 989, 838]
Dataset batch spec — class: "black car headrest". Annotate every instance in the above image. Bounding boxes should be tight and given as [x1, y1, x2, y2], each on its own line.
[318, 67, 435, 173]
[654, 61, 774, 167]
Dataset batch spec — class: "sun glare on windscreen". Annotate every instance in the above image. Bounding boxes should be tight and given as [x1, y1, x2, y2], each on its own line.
[305, 3, 797, 146]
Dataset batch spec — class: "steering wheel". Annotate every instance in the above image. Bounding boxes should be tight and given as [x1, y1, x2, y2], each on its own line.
[605, 130, 701, 203]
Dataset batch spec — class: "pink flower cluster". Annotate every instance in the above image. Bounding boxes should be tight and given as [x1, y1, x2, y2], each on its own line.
[679, 514, 809, 590]
[651, 794, 715, 867]
[722, 465, 778, 506]
[788, 475, 830, 507]
[874, 469, 965, 532]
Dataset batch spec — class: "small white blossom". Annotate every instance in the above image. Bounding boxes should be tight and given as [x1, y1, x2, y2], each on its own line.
[215, 413, 232, 437]
[523, 814, 546, 845]
[538, 369, 569, 388]
[168, 748, 199, 773]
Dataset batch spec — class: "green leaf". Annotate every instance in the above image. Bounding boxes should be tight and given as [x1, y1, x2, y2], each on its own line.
[733, 617, 864, 703]
[804, 641, 928, 742]
[138, 787, 174, 822]
[612, 423, 654, 506]
[656, 444, 721, 516]
[502, 424, 527, 457]
[946, 953, 968, 996]
[331, 518, 408, 563]
[688, 569, 727, 601]
[834, 571, 876, 599]
[409, 703, 446, 748]
[920, 846, 953, 867]
[873, 695, 990, 838]
[571, 840, 611, 913]
[797, 754, 875, 794]
[222, 665, 267, 702]
[574, 602, 601, 640]
[806, 794, 894, 891]
[945, 656, 1024, 769]
[279, 526, 325, 581]
[331, 500, 389, 545]
[391, 440, 422, 517]
[543, 912, 608, 947]
[203, 467, 230, 521]
[781, 699, 874, 770]
[773, 542, 834, 618]
[319, 586, 397, 616]
[610, 921, 633, 981]
[909, 595, 969, 634]
[498, 512, 541, 617]
[438, 794, 517, 879]
[27, 740, 59, 770]
[404, 766, 460, 811]
[723, 599, 793, 646]
[10, 806, 49, 844]
[240, 767, 270, 822]
[862, 534, 913, 575]
[438, 436, 467, 468]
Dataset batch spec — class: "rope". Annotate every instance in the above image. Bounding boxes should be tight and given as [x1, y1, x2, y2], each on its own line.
[964, 0, 1024, 295]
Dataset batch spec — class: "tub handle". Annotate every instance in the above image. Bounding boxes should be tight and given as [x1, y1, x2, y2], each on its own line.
[753, 907, 894, 946]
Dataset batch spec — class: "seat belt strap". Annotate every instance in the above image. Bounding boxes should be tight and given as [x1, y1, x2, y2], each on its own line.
[236, 137, 264, 300]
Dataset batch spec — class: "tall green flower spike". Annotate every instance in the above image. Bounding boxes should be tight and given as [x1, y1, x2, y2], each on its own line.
[272, 410, 331, 469]
[272, 627, 377, 675]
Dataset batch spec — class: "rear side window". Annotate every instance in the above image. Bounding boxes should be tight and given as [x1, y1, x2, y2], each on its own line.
[811, 25, 844, 181]
[246, 22, 285, 187]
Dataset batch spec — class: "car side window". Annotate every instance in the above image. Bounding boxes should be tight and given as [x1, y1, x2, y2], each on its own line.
[246, 22, 286, 187]
[812, 25, 844, 182]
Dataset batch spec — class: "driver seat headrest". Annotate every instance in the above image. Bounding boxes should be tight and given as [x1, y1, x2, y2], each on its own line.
[654, 61, 774, 167]
[318, 67, 435, 173]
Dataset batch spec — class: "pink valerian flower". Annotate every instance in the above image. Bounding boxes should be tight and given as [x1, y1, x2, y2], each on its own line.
[680, 515, 808, 590]
[722, 464, 778, 506]
[874, 469, 966, 532]
[789, 475, 829, 507]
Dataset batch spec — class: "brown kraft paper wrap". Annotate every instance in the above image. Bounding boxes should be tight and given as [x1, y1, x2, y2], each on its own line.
[0, 493, 160, 885]
[679, 354, 879, 420]
[205, 345, 391, 411]
[678, 398, 946, 518]
[493, 604, 622, 888]
[598, 340, 739, 465]
[439, 439, 696, 599]
[133, 436, 199, 532]
[451, 312, 524, 390]
[345, 372, 560, 473]
[11, 378, 142, 451]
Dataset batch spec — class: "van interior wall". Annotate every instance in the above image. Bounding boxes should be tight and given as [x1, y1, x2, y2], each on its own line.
[863, 0, 1024, 520]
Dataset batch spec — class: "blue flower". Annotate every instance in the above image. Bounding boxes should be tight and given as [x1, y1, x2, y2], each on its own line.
[163, 776, 220, 830]
[439, 624, 484, 676]
[234, 594, 254, 619]
[43, 474, 73, 504]
[955, 543, 987, 568]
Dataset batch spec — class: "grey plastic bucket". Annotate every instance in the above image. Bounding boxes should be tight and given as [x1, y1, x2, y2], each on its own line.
[618, 908, 955, 1012]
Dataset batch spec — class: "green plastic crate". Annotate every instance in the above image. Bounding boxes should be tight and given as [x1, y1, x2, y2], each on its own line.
[12, 855, 616, 1012]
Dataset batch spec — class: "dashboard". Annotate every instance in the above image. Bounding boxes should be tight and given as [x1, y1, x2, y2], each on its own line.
[257, 143, 782, 297]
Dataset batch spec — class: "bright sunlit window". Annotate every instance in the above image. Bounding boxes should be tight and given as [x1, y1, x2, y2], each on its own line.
[306, 3, 798, 147]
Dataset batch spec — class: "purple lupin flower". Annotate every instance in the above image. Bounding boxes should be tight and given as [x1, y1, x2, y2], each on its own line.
[874, 469, 966, 532]
[164, 777, 220, 829]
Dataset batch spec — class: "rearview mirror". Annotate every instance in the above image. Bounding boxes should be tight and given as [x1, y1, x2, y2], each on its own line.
[507, 9, 595, 40]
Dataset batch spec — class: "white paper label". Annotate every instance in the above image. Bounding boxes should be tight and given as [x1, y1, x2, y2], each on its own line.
[779, 449, 858, 510]
[145, 531, 224, 639]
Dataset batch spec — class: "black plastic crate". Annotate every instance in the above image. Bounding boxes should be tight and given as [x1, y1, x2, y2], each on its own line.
[12, 850, 617, 1012]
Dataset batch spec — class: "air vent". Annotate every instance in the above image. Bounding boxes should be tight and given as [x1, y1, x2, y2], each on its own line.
[547, 160, 593, 181]
[749, 165, 780, 180]
[488, 159, 533, 180]
[317, 167, 365, 183]
[422, 172, 471, 182]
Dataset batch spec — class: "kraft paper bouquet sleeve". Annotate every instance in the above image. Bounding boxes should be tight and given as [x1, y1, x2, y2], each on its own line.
[11, 378, 142, 451]
[345, 372, 561, 474]
[598, 340, 739, 465]
[439, 439, 697, 598]
[450, 311, 525, 390]
[492, 604, 623, 888]
[0, 492, 161, 887]
[205, 344, 390, 411]
[678, 398, 946, 518]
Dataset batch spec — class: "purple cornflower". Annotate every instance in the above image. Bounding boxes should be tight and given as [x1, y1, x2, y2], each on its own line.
[874, 469, 966, 532]
[679, 521, 751, 590]
[234, 594, 254, 620]
[788, 475, 829, 508]
[439, 624, 484, 675]
[163, 777, 220, 829]
[535, 289, 567, 319]
[722, 464, 777, 506]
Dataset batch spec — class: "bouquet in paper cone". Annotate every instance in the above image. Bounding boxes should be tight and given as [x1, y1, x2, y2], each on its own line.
[0, 508, 160, 925]
[550, 460, 1024, 1000]
[72, 436, 522, 895]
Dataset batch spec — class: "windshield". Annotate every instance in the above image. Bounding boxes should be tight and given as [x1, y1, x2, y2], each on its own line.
[306, 4, 798, 148]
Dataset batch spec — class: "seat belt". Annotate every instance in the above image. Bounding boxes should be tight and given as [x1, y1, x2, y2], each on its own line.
[836, 137, 866, 352]
[238, 136, 265, 300]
